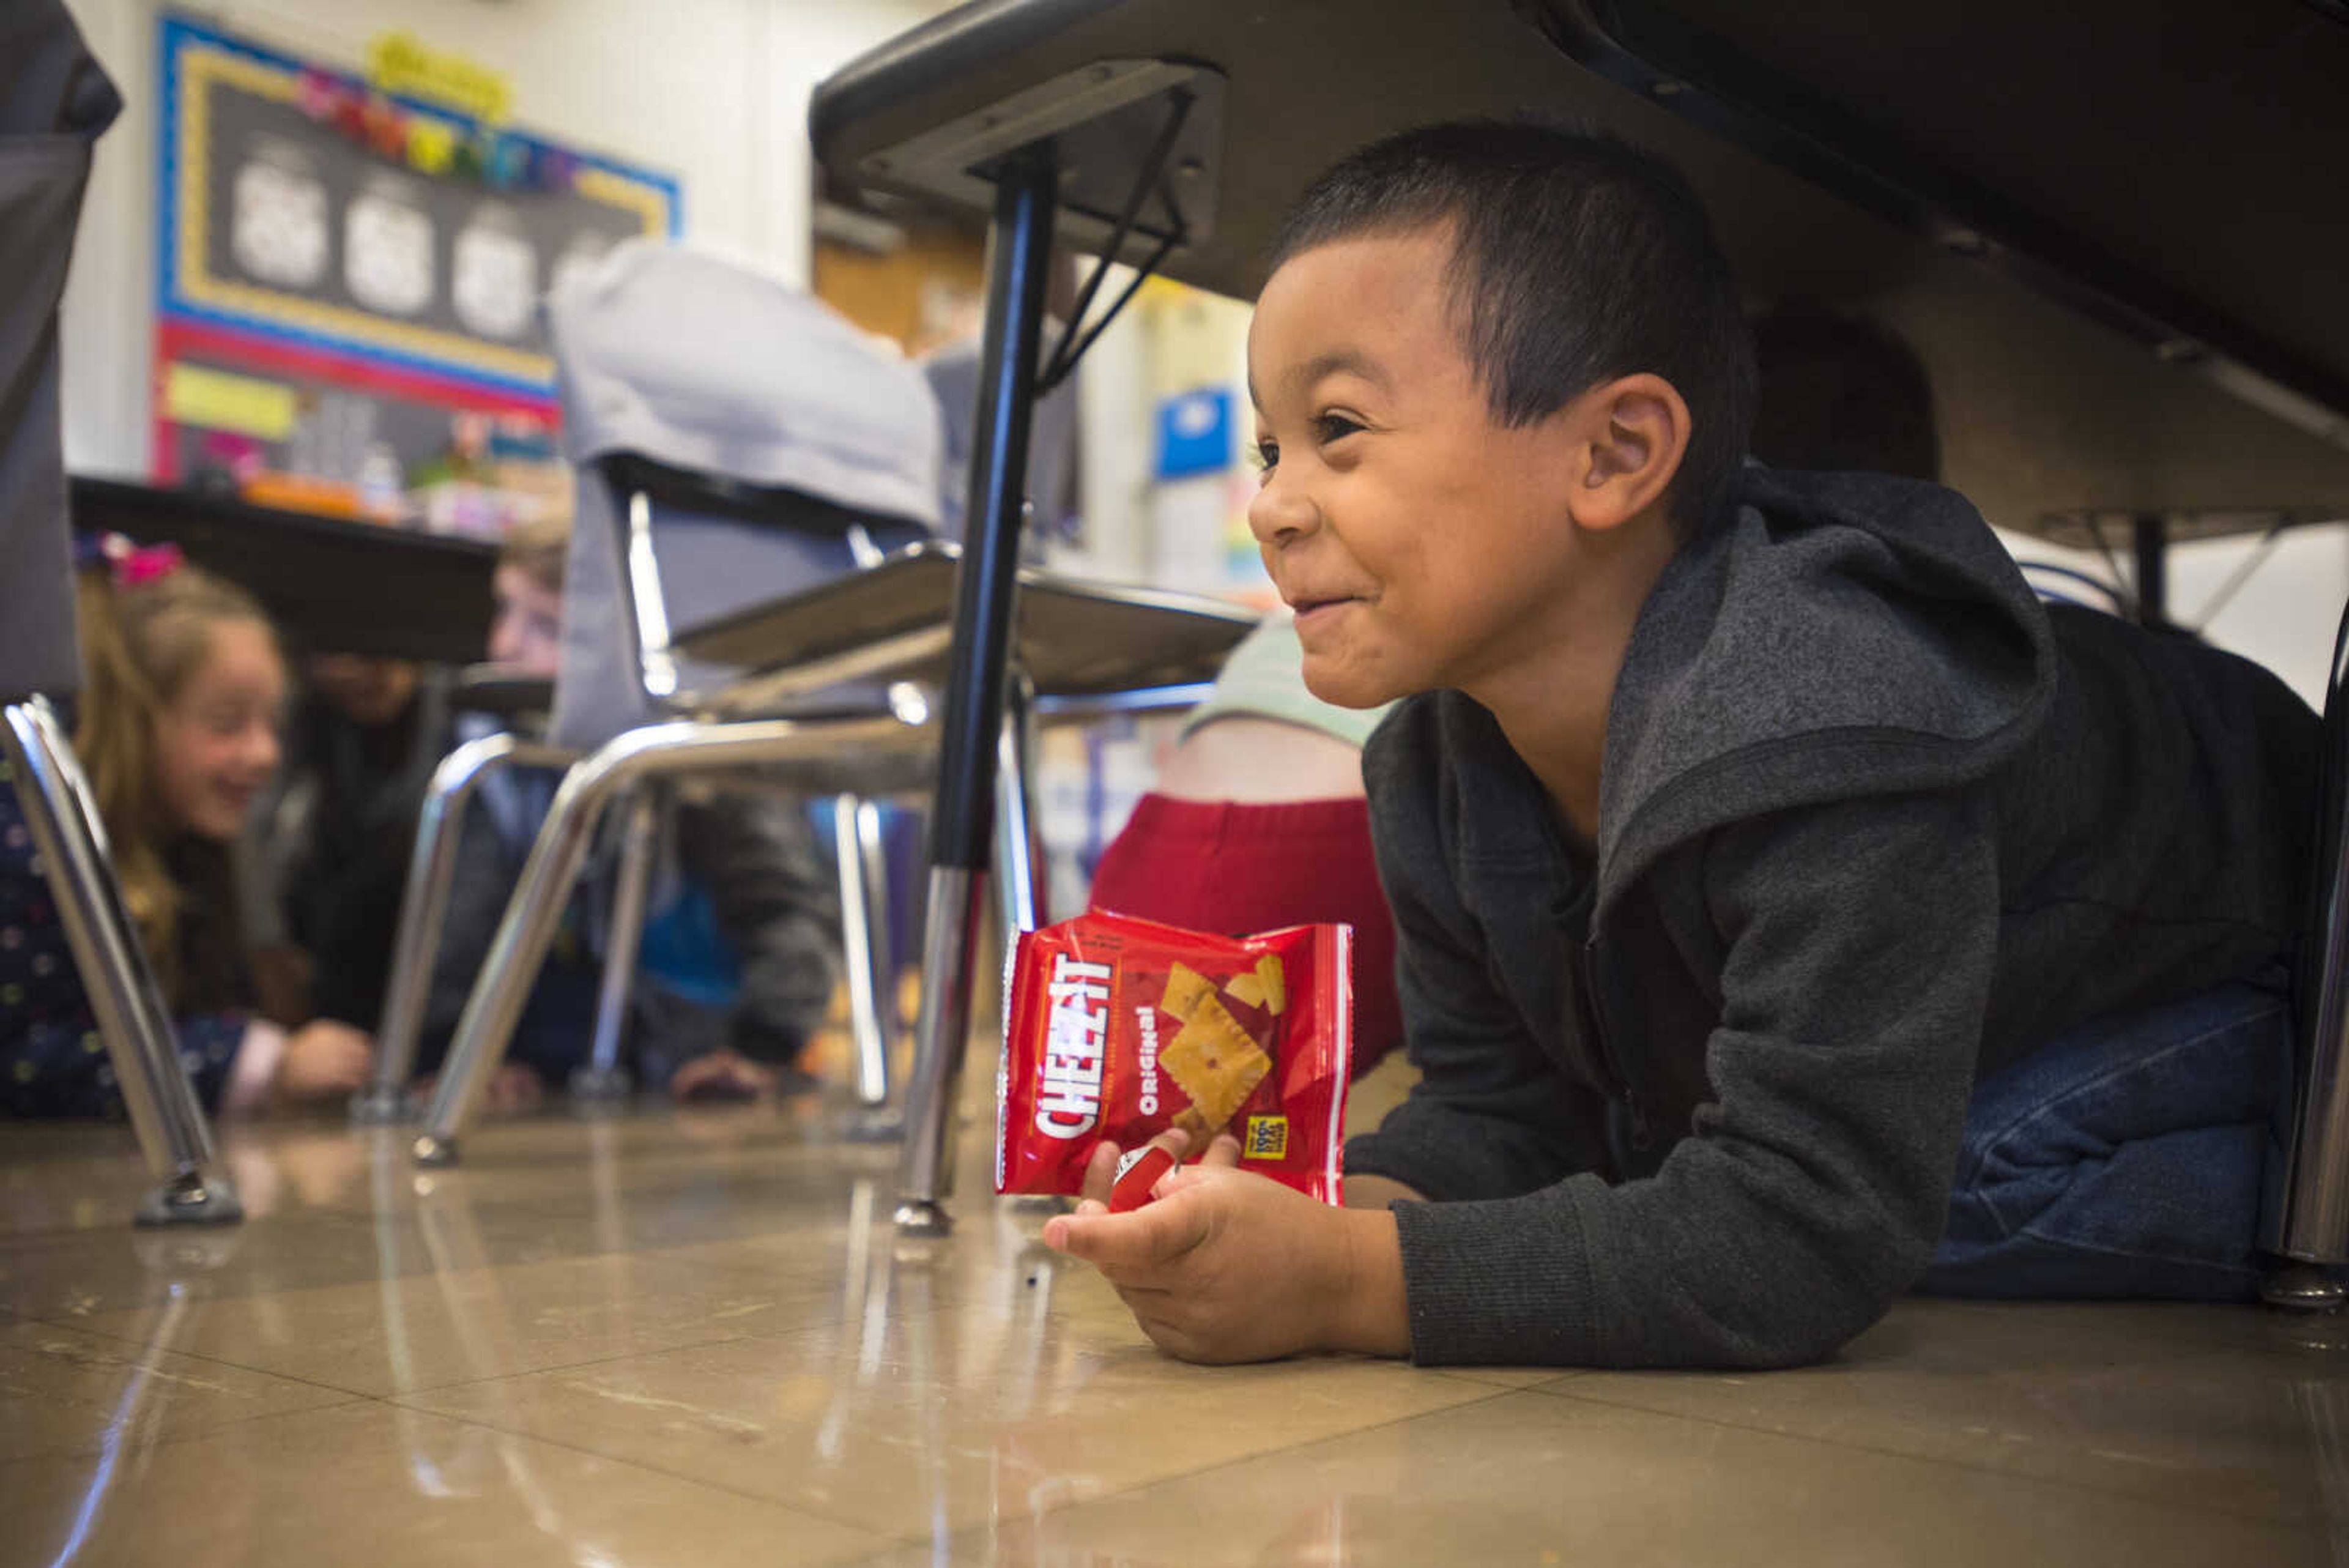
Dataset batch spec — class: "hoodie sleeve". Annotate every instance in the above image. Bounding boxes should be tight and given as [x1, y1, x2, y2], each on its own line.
[1390, 789, 1993, 1368]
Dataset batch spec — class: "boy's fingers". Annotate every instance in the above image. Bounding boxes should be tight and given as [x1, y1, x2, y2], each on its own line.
[1157, 1134, 1246, 1196]
[1154, 1165, 1217, 1197]
[1078, 1141, 1124, 1206]
[1043, 1192, 1211, 1276]
[1082, 1126, 1194, 1206]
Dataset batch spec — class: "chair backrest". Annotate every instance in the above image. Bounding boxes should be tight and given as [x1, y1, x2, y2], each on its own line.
[544, 241, 944, 751]
[0, 1, 119, 703]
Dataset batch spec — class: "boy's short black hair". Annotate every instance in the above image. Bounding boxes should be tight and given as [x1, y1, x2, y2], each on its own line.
[1269, 121, 1757, 538]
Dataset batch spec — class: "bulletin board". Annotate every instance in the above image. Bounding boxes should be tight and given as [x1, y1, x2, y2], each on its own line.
[152, 13, 681, 524]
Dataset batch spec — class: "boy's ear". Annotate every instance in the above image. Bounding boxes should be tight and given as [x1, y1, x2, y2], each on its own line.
[1564, 373, 1691, 533]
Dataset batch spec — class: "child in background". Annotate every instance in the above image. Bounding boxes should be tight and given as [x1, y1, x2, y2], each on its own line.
[1045, 122, 2318, 1369]
[418, 516, 839, 1109]
[1, 537, 374, 1118]
[1086, 622, 1403, 1075]
[270, 653, 449, 1037]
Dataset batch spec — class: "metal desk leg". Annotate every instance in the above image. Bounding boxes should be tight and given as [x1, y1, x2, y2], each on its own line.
[895, 145, 1056, 1236]
[356, 734, 579, 1123]
[2, 698, 239, 1225]
[573, 786, 659, 1102]
[412, 714, 927, 1166]
[837, 793, 893, 1110]
[2264, 599, 2349, 1309]
[2132, 515, 2169, 628]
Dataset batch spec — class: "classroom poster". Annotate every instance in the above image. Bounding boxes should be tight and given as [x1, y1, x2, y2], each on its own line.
[152, 14, 681, 533]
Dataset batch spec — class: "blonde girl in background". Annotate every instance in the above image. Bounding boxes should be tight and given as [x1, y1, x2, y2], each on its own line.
[0, 535, 373, 1117]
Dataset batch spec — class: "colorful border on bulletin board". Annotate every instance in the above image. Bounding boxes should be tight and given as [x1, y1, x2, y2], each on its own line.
[158, 12, 681, 395]
[149, 318, 559, 487]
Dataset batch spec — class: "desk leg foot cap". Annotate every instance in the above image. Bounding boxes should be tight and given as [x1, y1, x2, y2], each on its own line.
[349, 1088, 414, 1124]
[893, 1199, 952, 1238]
[2262, 1263, 2345, 1312]
[412, 1134, 461, 1169]
[843, 1110, 904, 1143]
[568, 1065, 633, 1102]
[135, 1172, 243, 1227]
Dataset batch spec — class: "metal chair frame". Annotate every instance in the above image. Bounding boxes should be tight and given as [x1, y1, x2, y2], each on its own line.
[354, 731, 577, 1122]
[399, 440, 959, 1165]
[356, 726, 910, 1123]
[1, 697, 240, 1224]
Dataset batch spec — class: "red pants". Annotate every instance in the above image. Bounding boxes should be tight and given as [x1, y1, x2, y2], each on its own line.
[1087, 793, 1400, 1075]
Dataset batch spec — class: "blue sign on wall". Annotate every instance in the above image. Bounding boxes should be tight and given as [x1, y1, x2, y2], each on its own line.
[1154, 386, 1235, 481]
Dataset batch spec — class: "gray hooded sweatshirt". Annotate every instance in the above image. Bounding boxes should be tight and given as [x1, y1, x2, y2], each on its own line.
[1348, 467, 2319, 1369]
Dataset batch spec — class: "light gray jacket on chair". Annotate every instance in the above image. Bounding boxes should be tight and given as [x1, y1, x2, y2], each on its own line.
[543, 240, 946, 753]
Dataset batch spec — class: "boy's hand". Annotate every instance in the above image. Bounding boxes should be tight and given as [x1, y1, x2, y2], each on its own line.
[1042, 1132, 1411, 1364]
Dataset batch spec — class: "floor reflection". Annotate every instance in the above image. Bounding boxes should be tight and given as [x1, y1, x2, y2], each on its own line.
[10, 1109, 2349, 1566]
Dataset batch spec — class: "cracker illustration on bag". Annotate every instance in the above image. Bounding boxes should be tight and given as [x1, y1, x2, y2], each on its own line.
[997, 911, 1354, 1206]
[1157, 995, 1271, 1139]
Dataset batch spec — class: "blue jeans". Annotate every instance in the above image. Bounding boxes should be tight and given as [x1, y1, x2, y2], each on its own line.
[1918, 973, 2295, 1302]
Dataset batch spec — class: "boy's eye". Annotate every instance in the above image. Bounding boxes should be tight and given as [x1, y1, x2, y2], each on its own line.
[1313, 412, 1364, 445]
[1253, 437, 1280, 476]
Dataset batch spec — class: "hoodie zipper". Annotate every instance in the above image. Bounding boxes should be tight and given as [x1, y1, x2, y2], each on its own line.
[1579, 936, 1653, 1152]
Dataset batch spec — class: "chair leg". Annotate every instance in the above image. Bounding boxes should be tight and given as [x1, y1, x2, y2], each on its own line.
[413, 764, 618, 1167]
[836, 793, 893, 1110]
[2, 698, 240, 1225]
[572, 787, 659, 1101]
[411, 712, 927, 1166]
[356, 734, 579, 1123]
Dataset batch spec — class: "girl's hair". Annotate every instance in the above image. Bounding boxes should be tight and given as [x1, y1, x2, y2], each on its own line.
[72, 557, 273, 1009]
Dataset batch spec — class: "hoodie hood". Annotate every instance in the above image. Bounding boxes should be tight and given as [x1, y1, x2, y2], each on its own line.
[1593, 467, 2056, 922]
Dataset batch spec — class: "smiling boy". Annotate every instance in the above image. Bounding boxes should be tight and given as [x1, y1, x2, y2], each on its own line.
[1043, 122, 2320, 1369]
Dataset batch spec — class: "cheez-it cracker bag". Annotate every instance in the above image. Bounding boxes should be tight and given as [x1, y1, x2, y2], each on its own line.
[998, 912, 1353, 1205]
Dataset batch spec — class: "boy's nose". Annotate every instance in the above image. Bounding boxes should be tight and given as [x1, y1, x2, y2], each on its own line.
[1246, 475, 1318, 549]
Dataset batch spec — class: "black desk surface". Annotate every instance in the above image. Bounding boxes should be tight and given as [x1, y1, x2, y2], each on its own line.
[70, 477, 497, 665]
[815, 0, 2349, 530]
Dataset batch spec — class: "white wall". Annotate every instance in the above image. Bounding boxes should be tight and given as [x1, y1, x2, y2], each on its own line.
[1998, 524, 2349, 712]
[58, 0, 956, 475]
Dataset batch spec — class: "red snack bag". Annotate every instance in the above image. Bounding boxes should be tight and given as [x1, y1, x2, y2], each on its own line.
[998, 911, 1353, 1205]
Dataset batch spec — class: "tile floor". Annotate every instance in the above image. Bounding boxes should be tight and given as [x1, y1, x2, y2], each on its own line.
[7, 1096, 2349, 1566]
